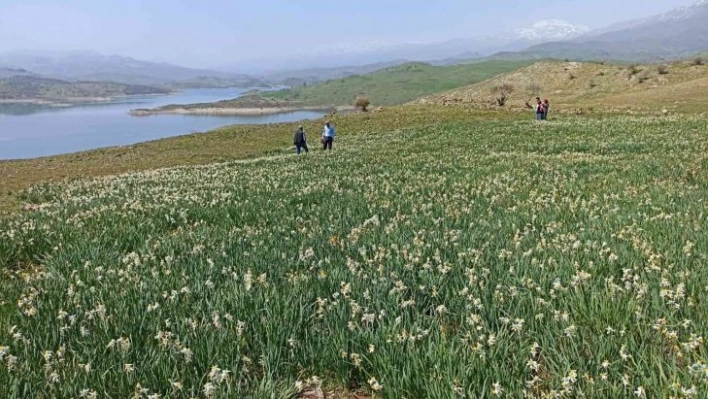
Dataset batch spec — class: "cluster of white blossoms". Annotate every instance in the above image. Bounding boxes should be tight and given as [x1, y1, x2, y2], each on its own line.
[0, 115, 707, 397]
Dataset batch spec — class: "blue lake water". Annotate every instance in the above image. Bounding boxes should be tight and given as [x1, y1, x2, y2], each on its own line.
[0, 88, 326, 160]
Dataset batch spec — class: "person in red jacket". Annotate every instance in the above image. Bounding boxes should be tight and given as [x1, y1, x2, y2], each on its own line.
[535, 98, 545, 121]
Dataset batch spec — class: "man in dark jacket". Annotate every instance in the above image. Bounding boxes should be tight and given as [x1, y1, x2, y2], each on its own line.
[294, 126, 309, 155]
[542, 99, 550, 120]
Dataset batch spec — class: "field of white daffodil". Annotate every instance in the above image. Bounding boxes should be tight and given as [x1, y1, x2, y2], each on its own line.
[1, 115, 707, 398]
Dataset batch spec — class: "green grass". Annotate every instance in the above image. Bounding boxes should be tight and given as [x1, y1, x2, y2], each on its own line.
[2, 113, 708, 398]
[264, 60, 535, 106]
[0, 107, 500, 217]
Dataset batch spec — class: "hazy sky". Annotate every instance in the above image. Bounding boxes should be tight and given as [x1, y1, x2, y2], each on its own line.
[0, 0, 699, 68]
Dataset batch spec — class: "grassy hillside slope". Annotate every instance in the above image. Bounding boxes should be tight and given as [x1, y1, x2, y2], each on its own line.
[1, 113, 708, 397]
[261, 60, 406, 86]
[262, 60, 535, 106]
[413, 60, 708, 113]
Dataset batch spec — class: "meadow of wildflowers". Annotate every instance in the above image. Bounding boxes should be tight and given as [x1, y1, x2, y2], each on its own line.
[1, 115, 707, 398]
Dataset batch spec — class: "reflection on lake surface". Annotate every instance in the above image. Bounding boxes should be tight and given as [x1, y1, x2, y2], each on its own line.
[0, 88, 325, 160]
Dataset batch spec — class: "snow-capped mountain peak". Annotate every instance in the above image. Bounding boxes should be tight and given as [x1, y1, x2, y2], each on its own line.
[515, 20, 590, 41]
[654, 0, 708, 21]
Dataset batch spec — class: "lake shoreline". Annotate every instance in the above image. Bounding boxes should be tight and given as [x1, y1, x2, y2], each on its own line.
[0, 87, 327, 160]
[0, 92, 172, 107]
[129, 105, 334, 117]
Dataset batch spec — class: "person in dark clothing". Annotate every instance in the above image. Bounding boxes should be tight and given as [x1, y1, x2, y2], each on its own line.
[294, 125, 308, 155]
[543, 99, 550, 120]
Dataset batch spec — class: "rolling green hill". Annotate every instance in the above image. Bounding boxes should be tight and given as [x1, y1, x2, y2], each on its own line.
[260, 60, 406, 86]
[262, 59, 535, 106]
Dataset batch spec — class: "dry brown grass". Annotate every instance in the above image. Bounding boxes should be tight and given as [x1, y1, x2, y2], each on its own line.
[412, 60, 708, 114]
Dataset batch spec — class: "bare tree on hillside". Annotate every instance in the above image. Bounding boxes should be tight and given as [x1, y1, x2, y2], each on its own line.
[492, 84, 514, 107]
[524, 82, 543, 108]
[527, 83, 542, 97]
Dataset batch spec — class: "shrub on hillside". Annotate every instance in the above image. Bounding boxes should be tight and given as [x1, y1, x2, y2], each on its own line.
[657, 65, 669, 75]
[693, 57, 704, 66]
[355, 95, 371, 112]
[492, 83, 514, 107]
[627, 64, 641, 76]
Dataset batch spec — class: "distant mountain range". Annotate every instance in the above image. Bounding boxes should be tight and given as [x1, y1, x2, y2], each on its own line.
[227, 1, 708, 71]
[2, 1, 707, 92]
[518, 0, 708, 61]
[227, 20, 590, 73]
[0, 51, 408, 88]
[0, 67, 34, 79]
[0, 74, 170, 102]
[0, 51, 268, 88]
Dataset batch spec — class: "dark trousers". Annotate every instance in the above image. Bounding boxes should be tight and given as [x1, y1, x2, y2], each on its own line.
[296, 142, 309, 154]
[322, 137, 333, 150]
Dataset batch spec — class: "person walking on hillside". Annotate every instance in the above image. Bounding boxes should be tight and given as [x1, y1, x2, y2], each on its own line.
[322, 121, 335, 151]
[542, 99, 550, 120]
[294, 125, 309, 155]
